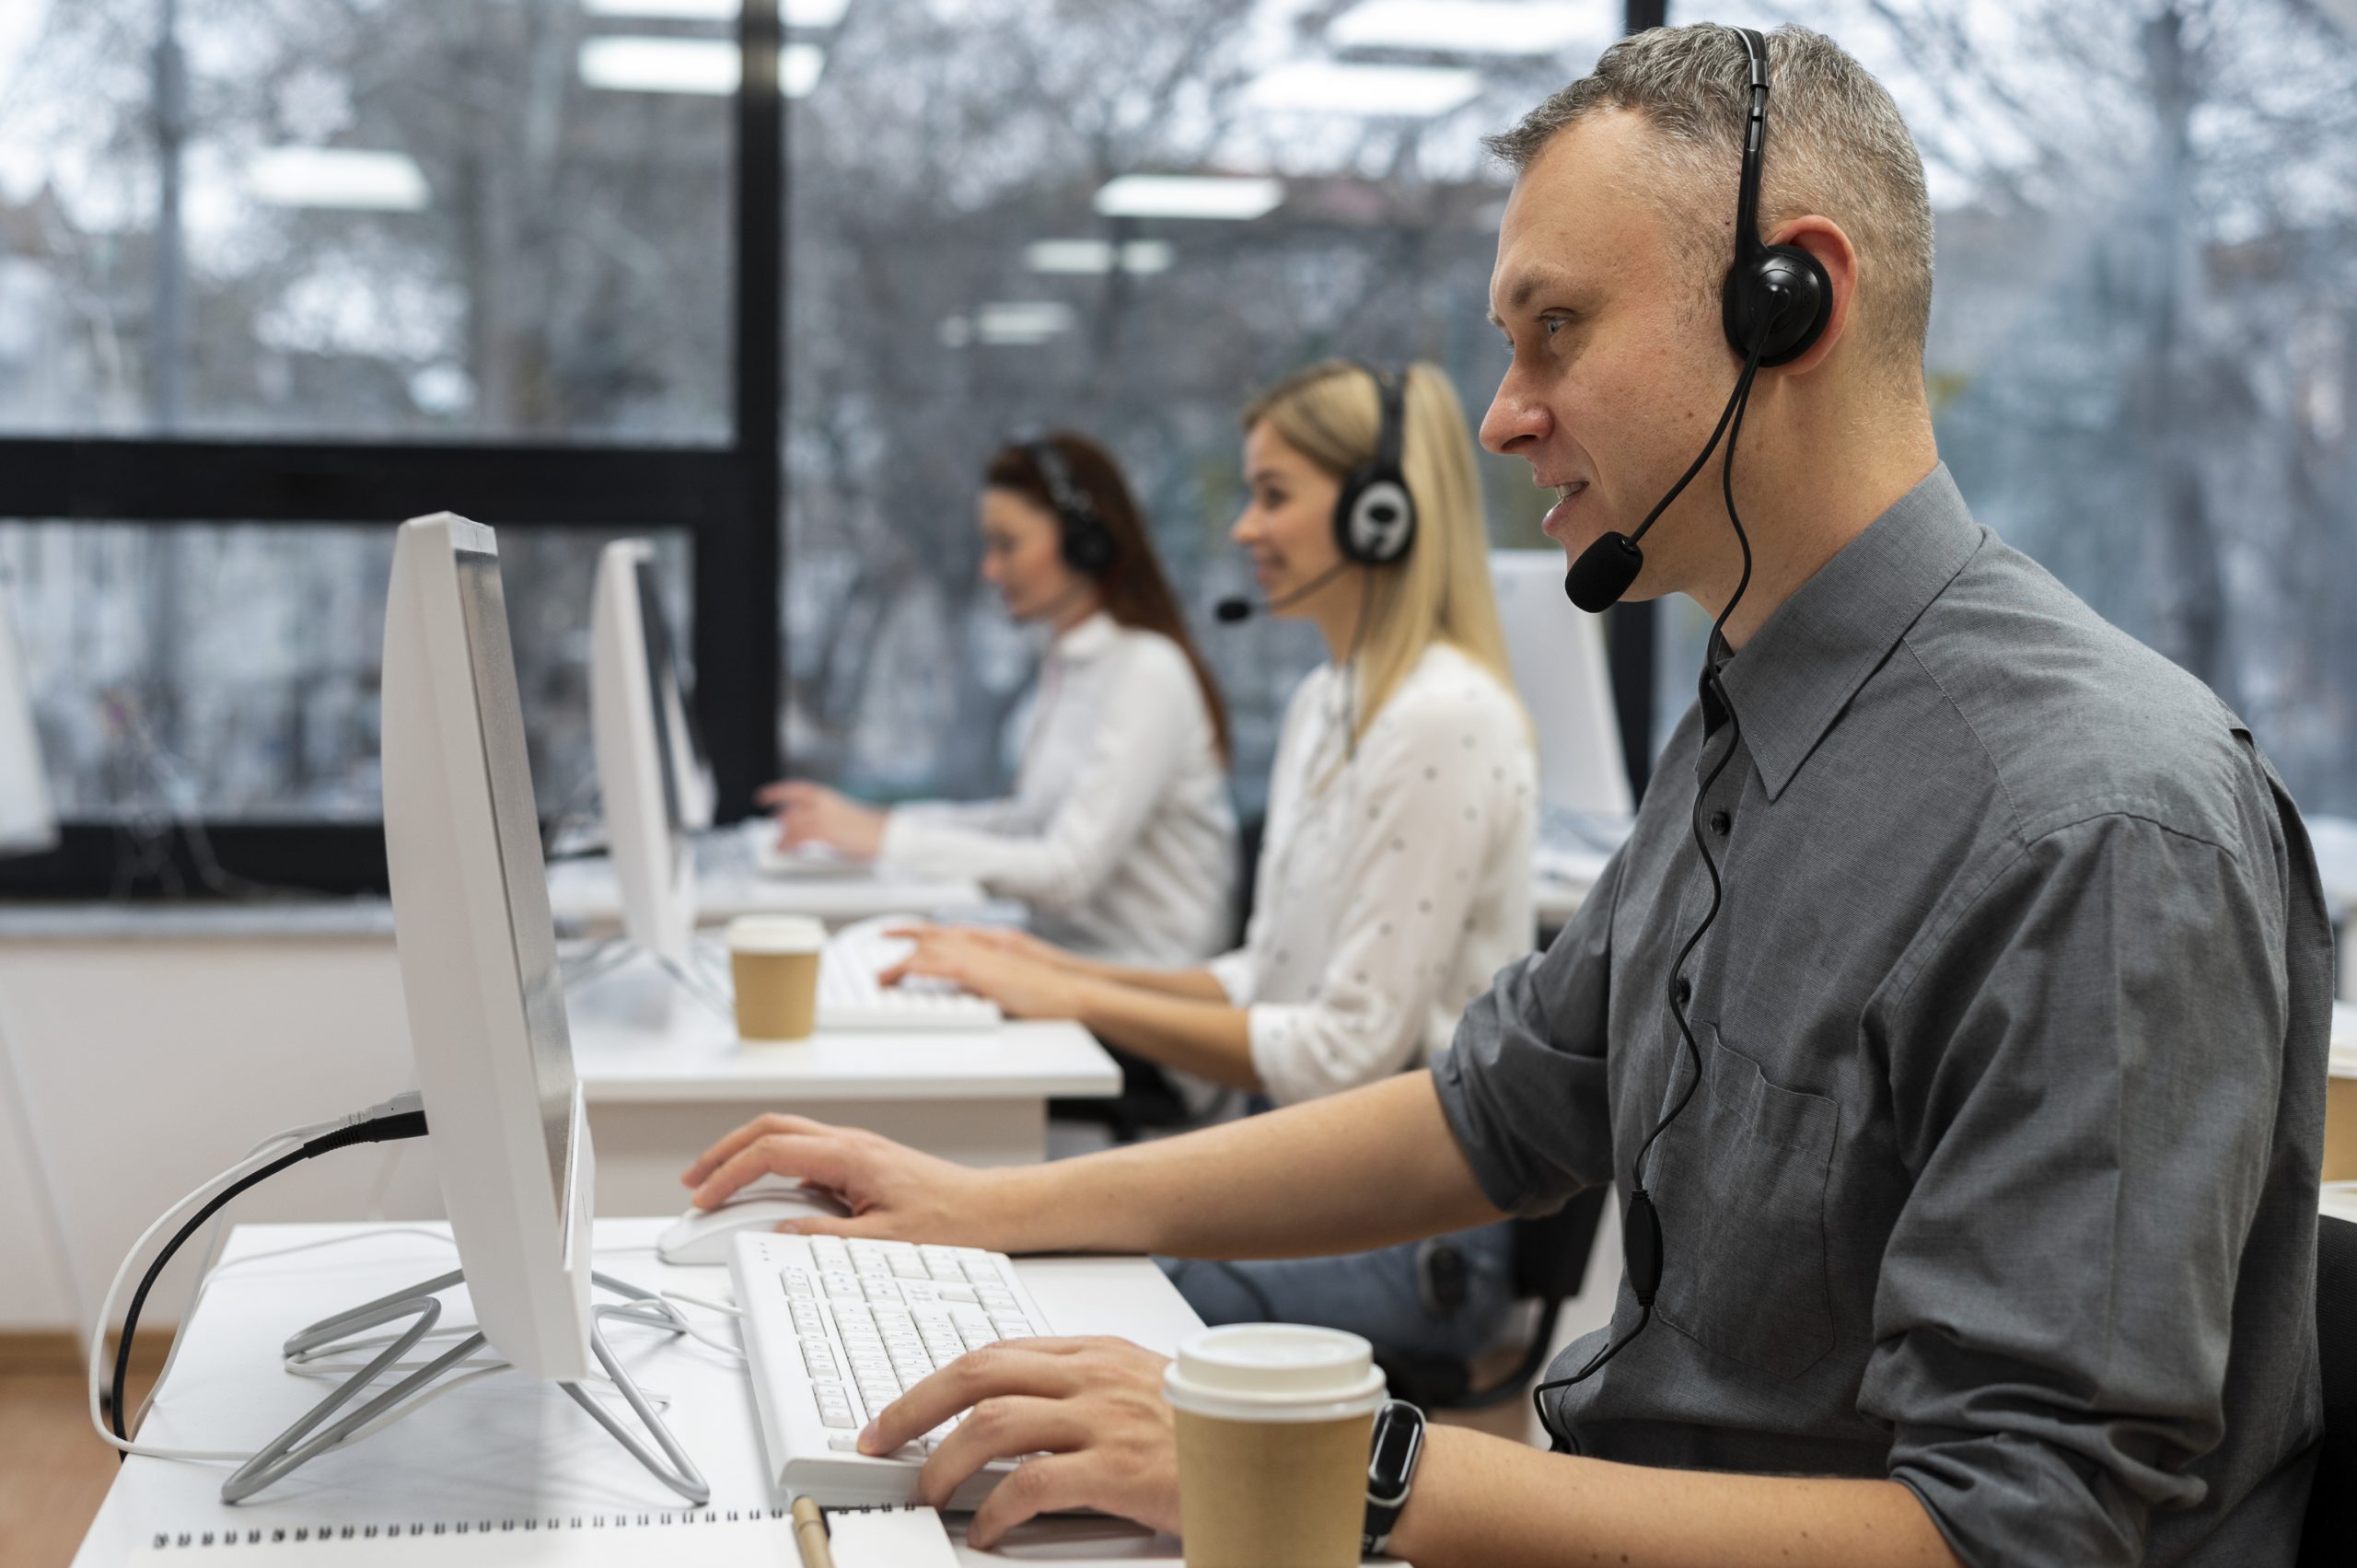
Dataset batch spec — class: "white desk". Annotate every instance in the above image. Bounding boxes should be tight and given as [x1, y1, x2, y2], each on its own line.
[547, 852, 988, 935]
[71, 1219, 1216, 1567]
[568, 956, 1121, 1215]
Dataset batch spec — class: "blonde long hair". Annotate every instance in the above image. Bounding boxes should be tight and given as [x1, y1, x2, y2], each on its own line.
[1241, 360, 1521, 747]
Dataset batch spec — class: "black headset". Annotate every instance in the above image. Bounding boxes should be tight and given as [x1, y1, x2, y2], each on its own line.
[1562, 26, 1829, 614]
[1019, 433, 1120, 578]
[1536, 25, 1822, 1450]
[1331, 365, 1419, 567]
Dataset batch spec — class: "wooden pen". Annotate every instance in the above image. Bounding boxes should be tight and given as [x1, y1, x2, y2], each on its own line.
[791, 1496, 835, 1568]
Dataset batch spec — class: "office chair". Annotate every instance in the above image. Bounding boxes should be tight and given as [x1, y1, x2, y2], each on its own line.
[1373, 1185, 1611, 1411]
[2299, 1212, 2357, 1563]
[1047, 815, 1265, 1142]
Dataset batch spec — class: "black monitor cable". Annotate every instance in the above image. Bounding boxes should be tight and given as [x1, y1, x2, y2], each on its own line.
[1531, 327, 1767, 1450]
[100, 1097, 431, 1453]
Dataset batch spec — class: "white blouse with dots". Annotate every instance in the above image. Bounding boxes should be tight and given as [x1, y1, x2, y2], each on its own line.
[1206, 641, 1537, 1106]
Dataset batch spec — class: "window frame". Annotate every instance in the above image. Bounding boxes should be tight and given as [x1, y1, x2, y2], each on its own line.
[0, 1, 786, 899]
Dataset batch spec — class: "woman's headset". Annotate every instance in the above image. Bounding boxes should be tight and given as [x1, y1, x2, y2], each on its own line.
[1332, 366, 1418, 567]
[1019, 434, 1120, 578]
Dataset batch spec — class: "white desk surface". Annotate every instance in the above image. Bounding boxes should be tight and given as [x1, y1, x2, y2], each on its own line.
[75, 1219, 1223, 1567]
[547, 854, 987, 933]
[566, 955, 1120, 1106]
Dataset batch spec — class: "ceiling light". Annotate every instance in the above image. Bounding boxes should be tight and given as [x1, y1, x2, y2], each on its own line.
[1244, 60, 1482, 117]
[1329, 0, 1596, 55]
[1025, 238, 1175, 274]
[974, 301, 1075, 344]
[578, 37, 825, 95]
[245, 148, 430, 211]
[1093, 175, 1283, 221]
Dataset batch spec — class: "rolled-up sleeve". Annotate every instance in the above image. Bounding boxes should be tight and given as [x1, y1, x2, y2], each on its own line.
[1430, 846, 1623, 1217]
[1864, 813, 2289, 1567]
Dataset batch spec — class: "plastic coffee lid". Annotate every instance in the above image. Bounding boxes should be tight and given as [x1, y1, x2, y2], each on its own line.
[726, 914, 824, 953]
[1161, 1324, 1387, 1423]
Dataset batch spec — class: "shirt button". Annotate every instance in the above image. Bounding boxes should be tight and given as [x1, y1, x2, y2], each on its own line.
[1709, 809, 1731, 837]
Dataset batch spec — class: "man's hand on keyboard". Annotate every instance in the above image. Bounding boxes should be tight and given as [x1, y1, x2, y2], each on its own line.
[878, 926, 1088, 1019]
[858, 1336, 1180, 1550]
[680, 1114, 999, 1246]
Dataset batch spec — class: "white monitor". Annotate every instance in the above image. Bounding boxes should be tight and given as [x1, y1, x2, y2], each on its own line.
[1490, 551, 1634, 819]
[0, 571, 57, 857]
[382, 512, 595, 1384]
[589, 540, 710, 966]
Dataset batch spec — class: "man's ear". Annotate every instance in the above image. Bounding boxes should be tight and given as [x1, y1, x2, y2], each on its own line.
[1765, 215, 1857, 377]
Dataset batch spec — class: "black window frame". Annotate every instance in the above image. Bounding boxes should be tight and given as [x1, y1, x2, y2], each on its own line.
[0, 1, 785, 900]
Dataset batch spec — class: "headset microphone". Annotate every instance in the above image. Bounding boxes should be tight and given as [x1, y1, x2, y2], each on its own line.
[1559, 25, 1827, 619]
[1215, 559, 1353, 623]
[1564, 529, 1650, 614]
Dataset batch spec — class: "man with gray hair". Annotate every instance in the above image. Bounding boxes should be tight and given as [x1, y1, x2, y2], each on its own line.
[680, 23, 2328, 1565]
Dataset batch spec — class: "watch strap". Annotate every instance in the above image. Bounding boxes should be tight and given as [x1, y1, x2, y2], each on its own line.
[1362, 1399, 1425, 1556]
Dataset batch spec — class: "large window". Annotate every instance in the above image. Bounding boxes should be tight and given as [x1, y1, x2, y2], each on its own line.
[782, 0, 1620, 812]
[0, 0, 734, 442]
[1661, 2, 2357, 815]
[777, 0, 2357, 826]
[5, 0, 2351, 894]
[0, 0, 780, 892]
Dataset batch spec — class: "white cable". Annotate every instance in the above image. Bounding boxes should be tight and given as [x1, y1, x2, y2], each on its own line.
[134, 1121, 346, 1433]
[92, 1104, 425, 1460]
[89, 1130, 325, 1458]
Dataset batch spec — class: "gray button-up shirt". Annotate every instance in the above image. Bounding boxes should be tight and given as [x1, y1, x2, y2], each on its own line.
[1434, 465, 2329, 1566]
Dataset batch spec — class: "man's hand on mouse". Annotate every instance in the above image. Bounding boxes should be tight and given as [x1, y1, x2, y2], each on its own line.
[858, 1336, 1181, 1550]
[679, 1113, 1003, 1247]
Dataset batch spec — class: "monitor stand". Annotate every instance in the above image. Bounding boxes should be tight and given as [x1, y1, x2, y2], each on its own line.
[222, 1270, 711, 1506]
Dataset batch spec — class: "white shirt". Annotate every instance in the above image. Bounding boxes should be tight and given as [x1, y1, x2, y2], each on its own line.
[880, 612, 1237, 966]
[1207, 642, 1537, 1106]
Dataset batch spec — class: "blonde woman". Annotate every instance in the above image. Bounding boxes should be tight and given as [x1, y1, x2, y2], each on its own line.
[883, 362, 1538, 1359]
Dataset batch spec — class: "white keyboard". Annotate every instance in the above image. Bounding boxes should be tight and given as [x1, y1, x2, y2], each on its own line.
[817, 921, 1001, 1031]
[730, 1230, 1055, 1507]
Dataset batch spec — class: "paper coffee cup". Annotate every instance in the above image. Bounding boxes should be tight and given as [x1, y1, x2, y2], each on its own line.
[727, 915, 823, 1041]
[1163, 1325, 1387, 1568]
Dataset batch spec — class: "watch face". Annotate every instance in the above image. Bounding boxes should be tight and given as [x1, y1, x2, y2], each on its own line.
[1370, 1403, 1422, 1482]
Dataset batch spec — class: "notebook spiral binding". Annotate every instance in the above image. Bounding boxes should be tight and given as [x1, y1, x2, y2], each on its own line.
[151, 1509, 801, 1549]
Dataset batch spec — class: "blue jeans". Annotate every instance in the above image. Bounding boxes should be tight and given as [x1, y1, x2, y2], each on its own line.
[1157, 1220, 1517, 1363]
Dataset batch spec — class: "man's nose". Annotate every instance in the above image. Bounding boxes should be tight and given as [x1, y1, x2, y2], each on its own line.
[1480, 375, 1549, 456]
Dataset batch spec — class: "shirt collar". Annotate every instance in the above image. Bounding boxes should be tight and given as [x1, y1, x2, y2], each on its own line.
[1050, 610, 1119, 664]
[1715, 462, 1983, 801]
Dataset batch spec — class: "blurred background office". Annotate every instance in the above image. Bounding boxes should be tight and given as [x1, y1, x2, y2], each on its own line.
[5, 0, 2355, 890]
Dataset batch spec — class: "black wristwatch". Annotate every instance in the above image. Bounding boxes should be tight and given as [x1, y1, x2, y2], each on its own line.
[1363, 1399, 1426, 1557]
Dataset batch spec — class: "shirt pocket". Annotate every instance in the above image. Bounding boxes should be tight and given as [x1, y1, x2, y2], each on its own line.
[1651, 1021, 1840, 1380]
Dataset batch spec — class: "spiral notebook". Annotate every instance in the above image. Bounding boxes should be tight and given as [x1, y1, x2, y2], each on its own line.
[139, 1505, 959, 1566]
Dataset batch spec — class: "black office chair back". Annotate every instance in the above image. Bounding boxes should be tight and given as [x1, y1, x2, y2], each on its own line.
[1375, 1185, 1609, 1411]
[2298, 1212, 2357, 1564]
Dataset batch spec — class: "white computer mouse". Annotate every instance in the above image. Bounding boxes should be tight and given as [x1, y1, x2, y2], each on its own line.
[656, 1182, 853, 1266]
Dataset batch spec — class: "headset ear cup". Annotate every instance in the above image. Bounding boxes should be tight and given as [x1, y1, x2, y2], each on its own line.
[1337, 470, 1416, 565]
[1062, 521, 1117, 578]
[1722, 245, 1832, 366]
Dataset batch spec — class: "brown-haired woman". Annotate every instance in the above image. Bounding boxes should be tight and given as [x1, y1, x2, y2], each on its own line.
[761, 431, 1237, 966]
